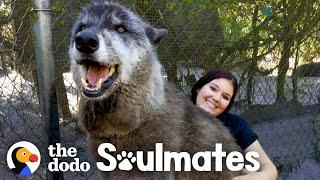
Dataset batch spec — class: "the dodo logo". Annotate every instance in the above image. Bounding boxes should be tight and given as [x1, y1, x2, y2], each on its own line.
[7, 141, 41, 176]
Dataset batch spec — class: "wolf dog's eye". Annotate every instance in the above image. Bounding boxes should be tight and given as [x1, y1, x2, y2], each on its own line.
[116, 25, 126, 33]
[79, 25, 86, 32]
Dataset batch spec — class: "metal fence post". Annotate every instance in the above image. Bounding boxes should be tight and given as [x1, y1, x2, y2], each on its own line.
[33, 0, 63, 179]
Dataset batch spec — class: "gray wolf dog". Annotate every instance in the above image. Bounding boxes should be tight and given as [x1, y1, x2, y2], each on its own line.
[70, 2, 242, 179]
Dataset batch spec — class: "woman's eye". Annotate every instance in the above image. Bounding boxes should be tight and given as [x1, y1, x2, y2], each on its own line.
[223, 96, 230, 101]
[116, 26, 126, 33]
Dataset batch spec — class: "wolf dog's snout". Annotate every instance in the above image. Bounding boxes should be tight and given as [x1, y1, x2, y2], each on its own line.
[75, 31, 99, 54]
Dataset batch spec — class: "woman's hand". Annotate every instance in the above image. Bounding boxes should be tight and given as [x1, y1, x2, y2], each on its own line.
[235, 140, 278, 180]
[232, 172, 271, 180]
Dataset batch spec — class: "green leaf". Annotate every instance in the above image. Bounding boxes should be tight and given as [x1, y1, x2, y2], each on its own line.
[261, 6, 273, 17]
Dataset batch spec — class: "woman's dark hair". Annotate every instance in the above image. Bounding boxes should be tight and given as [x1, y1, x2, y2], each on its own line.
[191, 68, 238, 118]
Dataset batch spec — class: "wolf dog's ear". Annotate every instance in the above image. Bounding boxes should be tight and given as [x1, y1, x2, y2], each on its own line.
[146, 27, 167, 45]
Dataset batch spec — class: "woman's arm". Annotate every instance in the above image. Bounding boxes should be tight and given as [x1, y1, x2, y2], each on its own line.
[233, 140, 278, 180]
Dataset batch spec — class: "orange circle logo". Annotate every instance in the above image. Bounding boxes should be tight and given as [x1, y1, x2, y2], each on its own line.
[7, 141, 41, 176]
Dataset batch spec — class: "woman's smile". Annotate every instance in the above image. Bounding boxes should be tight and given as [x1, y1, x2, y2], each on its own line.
[196, 78, 234, 116]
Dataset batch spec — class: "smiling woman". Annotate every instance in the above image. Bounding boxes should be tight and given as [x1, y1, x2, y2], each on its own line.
[195, 78, 234, 117]
[191, 69, 278, 180]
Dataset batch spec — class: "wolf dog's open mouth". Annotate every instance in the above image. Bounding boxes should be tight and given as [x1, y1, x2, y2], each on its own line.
[79, 60, 119, 97]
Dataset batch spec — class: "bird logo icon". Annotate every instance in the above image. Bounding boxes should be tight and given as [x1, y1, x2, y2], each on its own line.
[7, 141, 41, 176]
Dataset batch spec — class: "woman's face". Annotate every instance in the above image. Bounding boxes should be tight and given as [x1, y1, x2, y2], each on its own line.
[196, 78, 234, 116]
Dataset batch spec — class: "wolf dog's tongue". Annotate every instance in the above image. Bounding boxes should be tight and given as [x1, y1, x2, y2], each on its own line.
[87, 66, 110, 86]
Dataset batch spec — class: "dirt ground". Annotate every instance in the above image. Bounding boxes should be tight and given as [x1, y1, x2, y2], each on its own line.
[253, 113, 320, 180]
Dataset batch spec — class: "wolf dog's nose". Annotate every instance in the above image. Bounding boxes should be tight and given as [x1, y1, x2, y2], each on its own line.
[75, 31, 99, 54]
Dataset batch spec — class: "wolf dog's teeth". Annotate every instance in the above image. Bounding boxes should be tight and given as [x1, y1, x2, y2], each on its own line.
[81, 78, 88, 88]
[96, 79, 104, 89]
[109, 66, 115, 76]
[85, 86, 95, 91]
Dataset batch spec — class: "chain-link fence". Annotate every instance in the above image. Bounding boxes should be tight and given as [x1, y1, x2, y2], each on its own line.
[0, 0, 319, 179]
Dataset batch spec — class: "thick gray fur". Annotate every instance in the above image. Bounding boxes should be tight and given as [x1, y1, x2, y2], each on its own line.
[70, 1, 242, 179]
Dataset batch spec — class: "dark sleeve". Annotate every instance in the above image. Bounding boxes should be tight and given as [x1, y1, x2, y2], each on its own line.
[236, 117, 258, 150]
